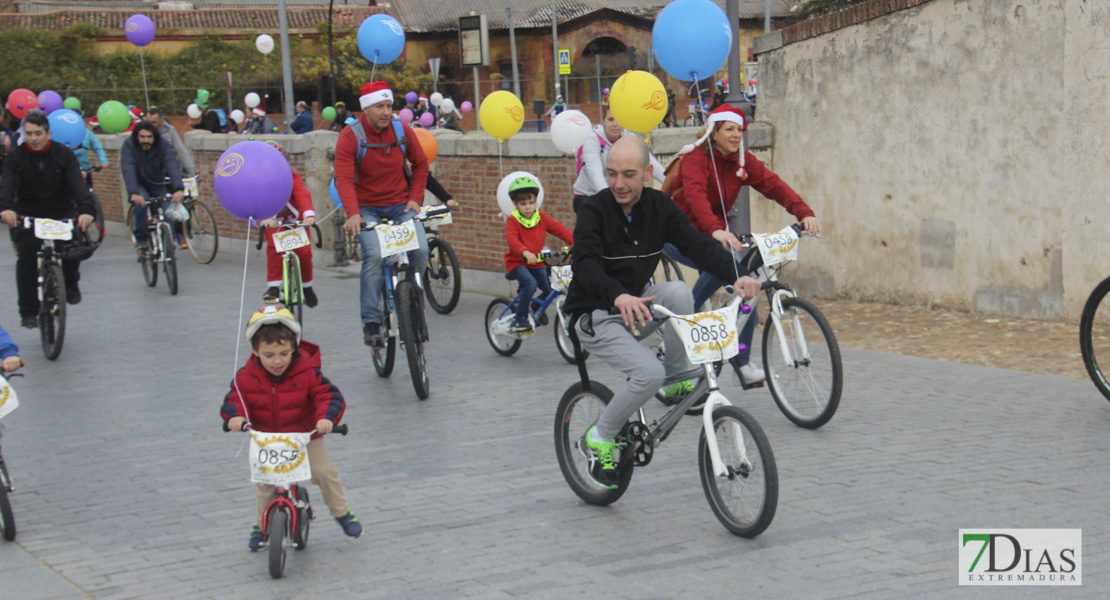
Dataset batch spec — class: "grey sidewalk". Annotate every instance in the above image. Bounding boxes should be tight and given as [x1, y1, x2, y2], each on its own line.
[0, 233, 1104, 599]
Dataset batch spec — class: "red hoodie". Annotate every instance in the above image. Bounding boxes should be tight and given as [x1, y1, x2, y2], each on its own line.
[333, 113, 429, 217]
[273, 171, 315, 224]
[503, 210, 574, 272]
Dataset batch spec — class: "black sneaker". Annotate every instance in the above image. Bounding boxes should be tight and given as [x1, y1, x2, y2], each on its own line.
[335, 510, 362, 538]
[536, 312, 549, 327]
[66, 285, 82, 305]
[363, 322, 383, 348]
[509, 317, 533, 334]
[304, 287, 318, 308]
[581, 426, 620, 489]
[248, 526, 266, 551]
[262, 287, 280, 302]
[20, 315, 36, 329]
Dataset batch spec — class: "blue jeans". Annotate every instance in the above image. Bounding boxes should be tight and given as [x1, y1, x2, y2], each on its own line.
[509, 265, 551, 321]
[357, 204, 428, 325]
[131, 184, 168, 243]
[663, 243, 757, 367]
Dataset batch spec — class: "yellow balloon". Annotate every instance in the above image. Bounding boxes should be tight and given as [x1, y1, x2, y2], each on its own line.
[608, 70, 667, 134]
[479, 90, 525, 140]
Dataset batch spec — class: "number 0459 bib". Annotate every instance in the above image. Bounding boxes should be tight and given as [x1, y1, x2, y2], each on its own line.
[375, 221, 420, 257]
[669, 303, 741, 364]
[248, 431, 312, 485]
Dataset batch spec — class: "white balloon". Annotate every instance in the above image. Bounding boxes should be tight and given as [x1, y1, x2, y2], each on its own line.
[440, 98, 455, 113]
[244, 92, 261, 108]
[230, 109, 245, 124]
[187, 103, 202, 119]
[256, 34, 275, 55]
[550, 110, 593, 154]
[429, 92, 444, 107]
[496, 171, 544, 219]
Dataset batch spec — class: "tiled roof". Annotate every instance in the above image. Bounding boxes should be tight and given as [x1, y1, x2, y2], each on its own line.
[0, 6, 383, 31]
[393, 0, 801, 33]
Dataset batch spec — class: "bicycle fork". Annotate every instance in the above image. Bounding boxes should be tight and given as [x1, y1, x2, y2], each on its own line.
[767, 289, 811, 367]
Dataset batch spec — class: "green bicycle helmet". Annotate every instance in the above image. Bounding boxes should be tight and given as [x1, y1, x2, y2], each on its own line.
[508, 175, 540, 201]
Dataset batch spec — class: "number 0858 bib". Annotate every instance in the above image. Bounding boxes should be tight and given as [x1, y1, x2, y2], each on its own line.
[669, 303, 741, 364]
[375, 221, 420, 257]
[248, 431, 312, 485]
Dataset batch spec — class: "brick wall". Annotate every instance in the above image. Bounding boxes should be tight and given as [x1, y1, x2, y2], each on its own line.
[780, 0, 936, 46]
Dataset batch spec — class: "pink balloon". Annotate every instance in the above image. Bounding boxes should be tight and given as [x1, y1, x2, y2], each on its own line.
[399, 108, 413, 124]
[460, 101, 473, 113]
[419, 112, 434, 127]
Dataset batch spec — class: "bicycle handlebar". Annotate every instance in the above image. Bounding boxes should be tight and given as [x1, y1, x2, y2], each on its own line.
[256, 222, 324, 250]
[223, 421, 349, 435]
[360, 205, 453, 232]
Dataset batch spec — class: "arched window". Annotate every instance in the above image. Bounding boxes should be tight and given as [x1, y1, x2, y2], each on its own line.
[581, 37, 630, 103]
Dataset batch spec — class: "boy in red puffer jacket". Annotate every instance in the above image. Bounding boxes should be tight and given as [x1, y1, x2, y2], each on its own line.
[503, 174, 573, 333]
[221, 305, 360, 551]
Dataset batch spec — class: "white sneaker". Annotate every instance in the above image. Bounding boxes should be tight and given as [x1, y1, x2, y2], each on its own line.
[735, 362, 766, 385]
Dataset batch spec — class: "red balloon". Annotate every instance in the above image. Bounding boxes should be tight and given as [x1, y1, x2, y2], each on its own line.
[6, 89, 38, 119]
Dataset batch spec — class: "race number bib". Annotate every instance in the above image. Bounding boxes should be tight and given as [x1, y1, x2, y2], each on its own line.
[376, 221, 420, 257]
[248, 431, 312, 485]
[669, 303, 741, 364]
[33, 218, 73, 241]
[182, 177, 199, 197]
[751, 226, 799, 267]
[273, 227, 311, 252]
[551, 265, 574, 292]
[421, 206, 452, 225]
[0, 379, 18, 420]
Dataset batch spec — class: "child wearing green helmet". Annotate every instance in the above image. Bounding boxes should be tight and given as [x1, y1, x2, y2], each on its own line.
[503, 174, 574, 333]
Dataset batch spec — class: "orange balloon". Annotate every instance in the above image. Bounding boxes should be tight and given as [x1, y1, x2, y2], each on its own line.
[413, 127, 438, 163]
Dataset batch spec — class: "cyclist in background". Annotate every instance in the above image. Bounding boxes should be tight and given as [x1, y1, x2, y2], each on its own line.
[572, 104, 665, 213]
[120, 121, 184, 252]
[146, 107, 196, 178]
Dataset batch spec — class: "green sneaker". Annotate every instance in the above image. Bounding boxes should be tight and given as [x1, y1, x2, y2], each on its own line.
[584, 426, 620, 489]
[661, 379, 695, 405]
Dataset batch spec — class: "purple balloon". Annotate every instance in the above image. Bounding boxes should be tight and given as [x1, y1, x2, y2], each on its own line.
[460, 101, 473, 113]
[405, 91, 418, 105]
[399, 108, 413, 124]
[37, 90, 63, 115]
[419, 111, 434, 127]
[125, 14, 156, 47]
[213, 141, 292, 221]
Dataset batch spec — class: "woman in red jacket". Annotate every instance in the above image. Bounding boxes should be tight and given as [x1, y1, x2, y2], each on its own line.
[503, 175, 574, 333]
[666, 104, 820, 384]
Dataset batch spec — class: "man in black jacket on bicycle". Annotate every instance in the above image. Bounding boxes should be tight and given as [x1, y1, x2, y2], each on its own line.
[121, 121, 184, 250]
[0, 110, 95, 328]
[564, 136, 761, 488]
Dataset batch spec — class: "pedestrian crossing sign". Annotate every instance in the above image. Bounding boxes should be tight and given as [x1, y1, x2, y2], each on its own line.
[559, 49, 571, 75]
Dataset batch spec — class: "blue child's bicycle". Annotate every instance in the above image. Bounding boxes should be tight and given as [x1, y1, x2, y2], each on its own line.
[484, 248, 583, 363]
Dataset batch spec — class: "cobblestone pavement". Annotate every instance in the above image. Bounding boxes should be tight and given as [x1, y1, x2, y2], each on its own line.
[0, 234, 1104, 599]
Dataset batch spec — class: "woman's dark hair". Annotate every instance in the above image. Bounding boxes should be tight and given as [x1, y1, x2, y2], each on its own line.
[23, 109, 49, 130]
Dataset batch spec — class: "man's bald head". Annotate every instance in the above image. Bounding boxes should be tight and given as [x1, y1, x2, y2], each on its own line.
[608, 135, 650, 169]
[606, 135, 654, 214]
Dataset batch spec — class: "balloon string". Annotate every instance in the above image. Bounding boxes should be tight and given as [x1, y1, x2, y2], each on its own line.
[230, 218, 256, 427]
[139, 47, 151, 110]
[371, 55, 378, 82]
[498, 140, 504, 180]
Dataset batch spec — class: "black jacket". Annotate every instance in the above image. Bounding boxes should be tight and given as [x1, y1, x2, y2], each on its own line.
[194, 110, 223, 134]
[564, 187, 742, 315]
[120, 135, 183, 196]
[0, 141, 92, 219]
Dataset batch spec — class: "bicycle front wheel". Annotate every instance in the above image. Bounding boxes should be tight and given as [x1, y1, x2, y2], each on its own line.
[160, 224, 178, 296]
[425, 237, 461, 314]
[699, 405, 778, 538]
[1080, 275, 1110, 401]
[485, 298, 522, 356]
[762, 297, 843, 429]
[396, 280, 430, 400]
[267, 508, 288, 579]
[554, 381, 634, 506]
[0, 464, 15, 541]
[185, 199, 219, 264]
[284, 256, 304, 324]
[40, 263, 66, 361]
[88, 192, 105, 245]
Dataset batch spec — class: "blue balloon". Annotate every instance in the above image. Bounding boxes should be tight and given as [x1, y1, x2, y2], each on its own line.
[652, 0, 732, 82]
[47, 109, 86, 149]
[357, 14, 406, 64]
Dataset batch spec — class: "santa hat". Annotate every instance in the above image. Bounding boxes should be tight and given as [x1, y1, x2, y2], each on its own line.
[129, 106, 144, 121]
[252, 107, 266, 117]
[677, 104, 749, 177]
[360, 81, 393, 109]
[418, 95, 428, 101]
[89, 116, 99, 126]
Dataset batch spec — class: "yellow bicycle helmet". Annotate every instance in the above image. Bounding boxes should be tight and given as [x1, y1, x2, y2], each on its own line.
[244, 304, 301, 345]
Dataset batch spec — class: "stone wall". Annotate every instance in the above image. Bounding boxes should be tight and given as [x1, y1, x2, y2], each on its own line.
[753, 0, 1110, 320]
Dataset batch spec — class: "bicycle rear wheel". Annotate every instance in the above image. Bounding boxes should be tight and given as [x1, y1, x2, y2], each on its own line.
[485, 298, 522, 356]
[292, 487, 310, 550]
[88, 192, 105, 245]
[0, 461, 15, 541]
[40, 263, 66, 361]
[698, 405, 778, 538]
[658, 253, 684, 283]
[396, 280, 430, 400]
[424, 237, 461, 314]
[1080, 275, 1110, 402]
[372, 282, 396, 377]
[185, 199, 218, 264]
[125, 204, 137, 248]
[762, 297, 843, 429]
[554, 381, 634, 506]
[267, 508, 288, 579]
[284, 257, 304, 324]
[141, 235, 158, 287]
[160, 224, 178, 296]
[553, 297, 586, 364]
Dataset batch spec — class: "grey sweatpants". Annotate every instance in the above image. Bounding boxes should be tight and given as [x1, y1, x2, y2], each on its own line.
[576, 281, 696, 441]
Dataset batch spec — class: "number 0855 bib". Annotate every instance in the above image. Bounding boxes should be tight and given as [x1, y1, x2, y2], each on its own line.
[248, 431, 312, 485]
[669, 303, 741, 364]
[0, 379, 18, 420]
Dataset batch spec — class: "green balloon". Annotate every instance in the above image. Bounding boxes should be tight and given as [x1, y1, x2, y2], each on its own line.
[322, 106, 336, 122]
[63, 97, 81, 110]
[97, 100, 130, 134]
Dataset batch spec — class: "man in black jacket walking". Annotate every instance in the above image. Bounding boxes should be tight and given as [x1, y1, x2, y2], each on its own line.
[120, 121, 184, 249]
[564, 136, 761, 488]
[0, 110, 95, 327]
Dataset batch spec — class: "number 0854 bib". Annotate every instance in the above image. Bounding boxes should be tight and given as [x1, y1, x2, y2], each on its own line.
[248, 431, 312, 485]
[669, 303, 741, 364]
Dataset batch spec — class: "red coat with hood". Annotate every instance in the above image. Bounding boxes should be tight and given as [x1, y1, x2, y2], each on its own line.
[220, 341, 344, 438]
[503, 210, 574, 272]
